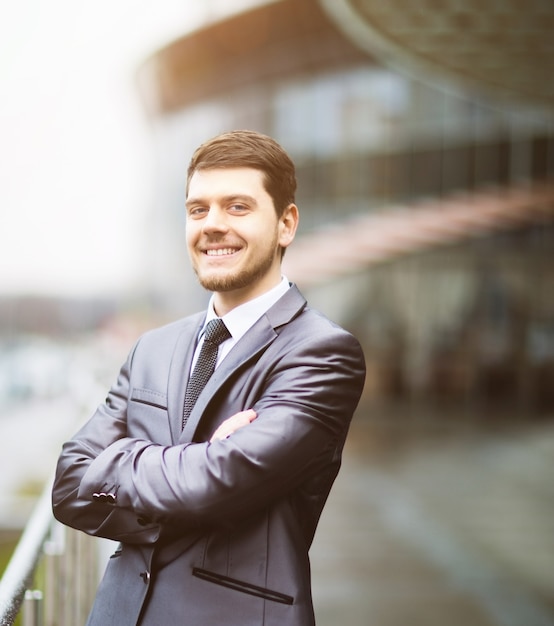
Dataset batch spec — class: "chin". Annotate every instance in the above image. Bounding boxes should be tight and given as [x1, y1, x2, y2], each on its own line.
[198, 265, 271, 293]
[195, 254, 276, 294]
[197, 272, 245, 293]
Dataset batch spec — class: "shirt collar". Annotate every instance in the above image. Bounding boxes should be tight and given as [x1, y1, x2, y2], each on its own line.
[203, 276, 290, 342]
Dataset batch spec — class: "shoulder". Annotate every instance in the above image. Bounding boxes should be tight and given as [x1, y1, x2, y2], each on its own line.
[266, 304, 366, 395]
[269, 301, 364, 376]
[287, 305, 362, 351]
[130, 312, 204, 354]
[272, 284, 362, 350]
[143, 313, 203, 337]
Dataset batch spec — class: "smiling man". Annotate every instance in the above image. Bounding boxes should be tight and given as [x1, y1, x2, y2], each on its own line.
[186, 166, 297, 312]
[52, 130, 366, 626]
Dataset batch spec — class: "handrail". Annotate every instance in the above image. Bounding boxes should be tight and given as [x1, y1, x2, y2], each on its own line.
[0, 478, 54, 626]
[0, 475, 99, 626]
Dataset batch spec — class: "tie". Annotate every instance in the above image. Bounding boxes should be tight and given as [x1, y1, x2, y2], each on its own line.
[182, 318, 231, 429]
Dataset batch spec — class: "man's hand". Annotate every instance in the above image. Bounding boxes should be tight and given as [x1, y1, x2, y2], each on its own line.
[210, 409, 257, 442]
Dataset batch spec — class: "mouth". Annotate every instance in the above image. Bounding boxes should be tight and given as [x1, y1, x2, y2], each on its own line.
[203, 247, 241, 257]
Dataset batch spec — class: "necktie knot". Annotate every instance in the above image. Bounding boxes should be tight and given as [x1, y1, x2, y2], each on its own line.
[204, 318, 231, 346]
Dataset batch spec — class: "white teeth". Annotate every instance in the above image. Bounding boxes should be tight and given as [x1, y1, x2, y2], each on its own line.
[206, 248, 236, 256]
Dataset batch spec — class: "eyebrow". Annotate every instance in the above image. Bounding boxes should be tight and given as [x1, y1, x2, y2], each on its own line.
[185, 194, 258, 208]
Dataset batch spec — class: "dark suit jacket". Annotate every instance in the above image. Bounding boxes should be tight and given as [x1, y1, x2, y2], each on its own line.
[52, 285, 366, 625]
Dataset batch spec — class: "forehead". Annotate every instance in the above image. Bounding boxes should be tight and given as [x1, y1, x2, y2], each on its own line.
[187, 167, 267, 200]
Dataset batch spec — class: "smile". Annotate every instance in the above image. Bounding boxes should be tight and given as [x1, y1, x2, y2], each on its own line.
[205, 248, 239, 256]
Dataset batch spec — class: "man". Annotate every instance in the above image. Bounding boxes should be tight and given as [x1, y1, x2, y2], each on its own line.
[52, 130, 366, 625]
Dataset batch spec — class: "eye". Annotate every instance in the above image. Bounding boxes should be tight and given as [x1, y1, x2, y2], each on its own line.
[228, 204, 248, 214]
[188, 206, 208, 218]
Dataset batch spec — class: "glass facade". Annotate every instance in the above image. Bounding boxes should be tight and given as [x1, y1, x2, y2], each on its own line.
[157, 64, 553, 234]
[149, 44, 553, 412]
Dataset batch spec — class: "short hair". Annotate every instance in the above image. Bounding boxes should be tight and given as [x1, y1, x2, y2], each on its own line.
[186, 130, 297, 217]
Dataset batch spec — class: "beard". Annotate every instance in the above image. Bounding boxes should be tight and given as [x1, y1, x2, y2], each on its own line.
[193, 237, 280, 294]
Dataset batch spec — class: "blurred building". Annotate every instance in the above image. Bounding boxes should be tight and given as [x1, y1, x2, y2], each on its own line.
[138, 0, 554, 413]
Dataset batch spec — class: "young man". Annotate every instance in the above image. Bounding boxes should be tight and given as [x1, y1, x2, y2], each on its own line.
[52, 130, 366, 625]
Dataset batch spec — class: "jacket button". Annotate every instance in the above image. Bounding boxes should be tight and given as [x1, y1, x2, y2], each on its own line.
[140, 571, 150, 584]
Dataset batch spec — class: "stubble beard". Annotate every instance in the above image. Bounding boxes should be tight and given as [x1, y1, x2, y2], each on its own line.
[194, 241, 280, 294]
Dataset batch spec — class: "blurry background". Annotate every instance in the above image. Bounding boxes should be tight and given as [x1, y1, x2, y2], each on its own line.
[1, 1, 553, 625]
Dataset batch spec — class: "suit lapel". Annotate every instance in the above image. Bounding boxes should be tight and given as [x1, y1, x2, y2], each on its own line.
[167, 313, 204, 444]
[178, 285, 307, 444]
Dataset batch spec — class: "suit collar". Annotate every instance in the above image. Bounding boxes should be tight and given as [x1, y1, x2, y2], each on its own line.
[264, 283, 306, 329]
[216, 276, 290, 344]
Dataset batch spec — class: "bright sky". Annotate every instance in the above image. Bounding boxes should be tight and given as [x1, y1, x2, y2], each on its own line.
[0, 0, 268, 298]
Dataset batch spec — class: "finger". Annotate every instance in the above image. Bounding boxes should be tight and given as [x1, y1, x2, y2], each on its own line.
[210, 420, 244, 442]
[210, 409, 257, 442]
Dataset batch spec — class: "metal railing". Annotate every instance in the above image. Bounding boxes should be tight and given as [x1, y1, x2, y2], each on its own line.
[0, 478, 99, 626]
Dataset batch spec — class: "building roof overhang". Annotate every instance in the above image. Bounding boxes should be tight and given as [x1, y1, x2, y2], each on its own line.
[320, 0, 554, 110]
[144, 0, 371, 113]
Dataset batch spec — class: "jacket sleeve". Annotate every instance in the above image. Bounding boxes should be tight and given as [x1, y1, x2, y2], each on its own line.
[72, 329, 366, 529]
[52, 341, 161, 544]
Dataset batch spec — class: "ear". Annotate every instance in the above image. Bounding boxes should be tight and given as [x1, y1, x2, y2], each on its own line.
[278, 203, 299, 250]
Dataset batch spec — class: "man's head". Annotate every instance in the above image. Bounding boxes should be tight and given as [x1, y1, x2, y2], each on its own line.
[187, 130, 297, 218]
[185, 130, 299, 315]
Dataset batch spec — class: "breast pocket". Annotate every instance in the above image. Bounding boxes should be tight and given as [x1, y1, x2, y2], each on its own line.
[128, 387, 170, 441]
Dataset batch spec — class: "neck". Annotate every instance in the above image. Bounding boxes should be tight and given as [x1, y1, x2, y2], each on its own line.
[213, 275, 283, 316]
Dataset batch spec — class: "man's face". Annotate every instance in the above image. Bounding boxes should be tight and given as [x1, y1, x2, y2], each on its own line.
[186, 167, 297, 312]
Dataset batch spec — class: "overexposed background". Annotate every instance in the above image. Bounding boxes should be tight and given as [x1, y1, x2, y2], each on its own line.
[0, 0, 270, 297]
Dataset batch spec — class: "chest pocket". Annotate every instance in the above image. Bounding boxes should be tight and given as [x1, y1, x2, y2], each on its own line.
[131, 387, 168, 409]
[128, 387, 171, 443]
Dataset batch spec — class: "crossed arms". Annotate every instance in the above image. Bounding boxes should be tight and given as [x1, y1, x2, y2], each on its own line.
[52, 329, 365, 544]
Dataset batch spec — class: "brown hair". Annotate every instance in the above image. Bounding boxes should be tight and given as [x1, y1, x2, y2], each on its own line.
[186, 130, 297, 217]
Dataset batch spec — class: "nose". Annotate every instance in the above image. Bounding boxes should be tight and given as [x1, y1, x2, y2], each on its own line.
[202, 206, 229, 234]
